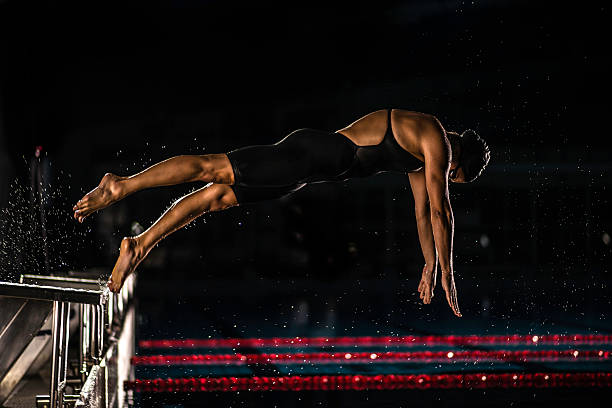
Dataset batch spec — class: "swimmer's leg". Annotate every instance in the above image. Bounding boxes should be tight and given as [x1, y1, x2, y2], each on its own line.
[73, 154, 234, 222]
[107, 183, 237, 292]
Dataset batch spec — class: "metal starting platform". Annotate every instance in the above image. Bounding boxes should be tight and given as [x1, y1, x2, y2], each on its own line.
[0, 272, 135, 408]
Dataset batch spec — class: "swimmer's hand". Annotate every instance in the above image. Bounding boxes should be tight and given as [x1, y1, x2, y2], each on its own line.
[441, 270, 462, 317]
[417, 264, 437, 304]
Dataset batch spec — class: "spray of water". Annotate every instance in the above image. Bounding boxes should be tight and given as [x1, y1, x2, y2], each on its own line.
[0, 174, 93, 282]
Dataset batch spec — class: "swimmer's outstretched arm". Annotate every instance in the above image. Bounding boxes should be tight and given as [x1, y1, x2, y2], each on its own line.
[73, 154, 234, 222]
[107, 183, 238, 292]
[423, 133, 462, 317]
[408, 169, 438, 305]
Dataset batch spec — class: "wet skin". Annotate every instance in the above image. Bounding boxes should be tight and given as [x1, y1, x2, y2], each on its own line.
[73, 173, 125, 223]
[73, 155, 237, 293]
[73, 110, 465, 316]
[411, 152, 464, 317]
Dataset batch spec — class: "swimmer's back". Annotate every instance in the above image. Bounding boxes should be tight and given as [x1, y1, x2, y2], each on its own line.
[336, 109, 444, 162]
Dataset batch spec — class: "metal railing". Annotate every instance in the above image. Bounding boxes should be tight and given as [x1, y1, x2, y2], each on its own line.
[0, 273, 135, 408]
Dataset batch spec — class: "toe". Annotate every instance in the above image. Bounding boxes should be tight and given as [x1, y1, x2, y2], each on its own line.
[107, 280, 117, 293]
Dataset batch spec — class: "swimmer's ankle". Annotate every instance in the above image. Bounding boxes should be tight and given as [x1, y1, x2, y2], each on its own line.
[108, 174, 129, 200]
[127, 235, 147, 263]
[118, 174, 148, 198]
[100, 172, 127, 201]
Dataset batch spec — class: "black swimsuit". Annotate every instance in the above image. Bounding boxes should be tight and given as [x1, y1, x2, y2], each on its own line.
[227, 109, 423, 204]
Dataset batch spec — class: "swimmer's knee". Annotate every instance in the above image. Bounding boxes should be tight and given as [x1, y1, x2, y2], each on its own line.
[208, 184, 238, 211]
[197, 155, 216, 182]
[199, 154, 234, 184]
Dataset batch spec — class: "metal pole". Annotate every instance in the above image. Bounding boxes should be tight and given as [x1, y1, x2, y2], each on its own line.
[49, 301, 70, 408]
[59, 302, 70, 396]
[79, 304, 86, 382]
[97, 305, 104, 357]
[89, 305, 97, 362]
[90, 304, 103, 362]
[49, 301, 60, 408]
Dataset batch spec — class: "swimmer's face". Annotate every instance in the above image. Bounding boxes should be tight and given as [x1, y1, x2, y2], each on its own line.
[449, 164, 467, 183]
[448, 132, 466, 183]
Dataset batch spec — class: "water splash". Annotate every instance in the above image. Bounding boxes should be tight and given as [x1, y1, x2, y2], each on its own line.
[0, 176, 93, 281]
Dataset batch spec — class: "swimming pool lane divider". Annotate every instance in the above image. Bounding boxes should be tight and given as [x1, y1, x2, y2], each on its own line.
[131, 349, 612, 366]
[124, 372, 612, 392]
[129, 334, 612, 392]
[138, 334, 612, 349]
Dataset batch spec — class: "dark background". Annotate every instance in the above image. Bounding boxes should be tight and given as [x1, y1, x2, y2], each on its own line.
[1, 2, 611, 406]
[0, 0, 611, 341]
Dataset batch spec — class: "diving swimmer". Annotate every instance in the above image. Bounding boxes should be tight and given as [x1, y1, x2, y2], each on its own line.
[73, 109, 490, 317]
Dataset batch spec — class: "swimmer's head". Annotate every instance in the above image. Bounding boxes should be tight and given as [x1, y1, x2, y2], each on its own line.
[447, 129, 490, 183]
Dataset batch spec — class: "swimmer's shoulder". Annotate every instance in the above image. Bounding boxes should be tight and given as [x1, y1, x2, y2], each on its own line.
[392, 109, 442, 129]
[393, 110, 446, 146]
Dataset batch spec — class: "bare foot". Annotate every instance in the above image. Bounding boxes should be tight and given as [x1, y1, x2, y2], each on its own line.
[417, 264, 437, 304]
[73, 173, 125, 223]
[107, 237, 145, 293]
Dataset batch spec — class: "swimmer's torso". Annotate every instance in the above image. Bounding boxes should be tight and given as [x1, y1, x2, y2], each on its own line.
[336, 109, 440, 175]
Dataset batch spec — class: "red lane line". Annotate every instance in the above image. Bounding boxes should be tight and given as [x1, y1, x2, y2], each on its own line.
[131, 349, 611, 366]
[124, 372, 612, 392]
[139, 334, 612, 349]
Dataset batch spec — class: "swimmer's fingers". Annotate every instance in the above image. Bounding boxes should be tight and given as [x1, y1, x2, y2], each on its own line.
[418, 265, 428, 292]
[418, 264, 432, 303]
[448, 289, 461, 317]
[418, 278, 426, 300]
[418, 278, 433, 304]
[441, 272, 461, 317]
[449, 275, 461, 317]
[443, 279, 462, 317]
[444, 289, 453, 313]
[423, 283, 433, 304]
[451, 285, 462, 317]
